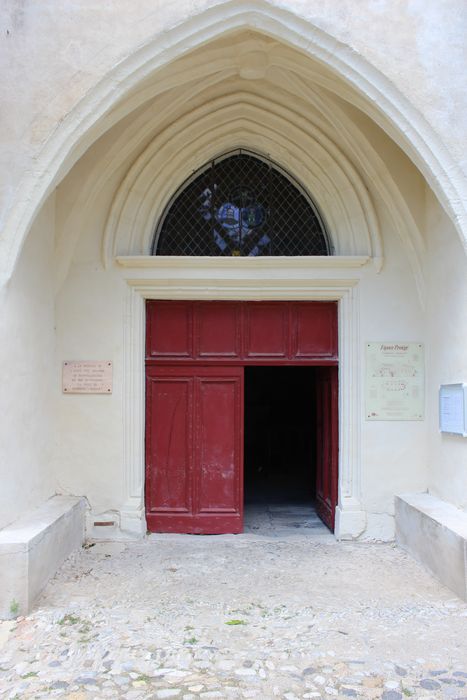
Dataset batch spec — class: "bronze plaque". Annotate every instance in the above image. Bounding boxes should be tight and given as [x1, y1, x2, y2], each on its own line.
[63, 360, 113, 394]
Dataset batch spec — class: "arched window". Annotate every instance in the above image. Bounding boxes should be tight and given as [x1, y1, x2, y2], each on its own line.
[152, 152, 331, 256]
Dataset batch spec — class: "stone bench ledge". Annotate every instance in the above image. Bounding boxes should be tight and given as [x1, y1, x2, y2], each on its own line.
[0, 496, 86, 618]
[395, 492, 467, 601]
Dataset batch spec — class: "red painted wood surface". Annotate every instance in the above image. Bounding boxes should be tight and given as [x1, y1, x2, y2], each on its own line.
[195, 302, 241, 359]
[314, 366, 339, 531]
[245, 303, 289, 358]
[146, 301, 338, 364]
[147, 301, 193, 358]
[294, 304, 337, 359]
[146, 366, 244, 534]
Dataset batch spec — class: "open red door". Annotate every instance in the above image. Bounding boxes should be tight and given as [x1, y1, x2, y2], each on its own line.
[315, 366, 339, 531]
[145, 366, 244, 534]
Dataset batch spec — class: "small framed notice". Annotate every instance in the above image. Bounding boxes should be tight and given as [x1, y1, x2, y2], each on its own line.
[366, 342, 424, 420]
[63, 360, 113, 394]
[439, 384, 467, 436]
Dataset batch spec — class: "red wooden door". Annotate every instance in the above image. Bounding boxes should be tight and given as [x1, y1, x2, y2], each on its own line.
[146, 366, 244, 534]
[145, 300, 338, 535]
[314, 366, 339, 531]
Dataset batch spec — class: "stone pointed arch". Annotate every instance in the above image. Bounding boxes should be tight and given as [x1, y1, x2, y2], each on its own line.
[1, 0, 466, 284]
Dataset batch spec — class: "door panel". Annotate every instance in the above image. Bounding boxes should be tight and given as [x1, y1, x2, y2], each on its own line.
[314, 366, 339, 531]
[146, 301, 193, 359]
[197, 376, 242, 514]
[145, 366, 243, 534]
[244, 303, 289, 358]
[195, 302, 241, 358]
[145, 373, 192, 513]
[294, 303, 338, 358]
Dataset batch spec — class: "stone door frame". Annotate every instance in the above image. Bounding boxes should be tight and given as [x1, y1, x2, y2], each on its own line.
[117, 256, 367, 540]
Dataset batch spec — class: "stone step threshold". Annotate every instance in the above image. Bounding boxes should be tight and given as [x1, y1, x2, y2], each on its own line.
[396, 492, 467, 601]
[0, 496, 86, 619]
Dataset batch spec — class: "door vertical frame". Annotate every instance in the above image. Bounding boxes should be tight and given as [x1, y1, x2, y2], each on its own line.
[119, 263, 365, 540]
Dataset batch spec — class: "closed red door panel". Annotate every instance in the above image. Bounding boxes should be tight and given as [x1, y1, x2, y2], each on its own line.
[195, 302, 241, 359]
[146, 366, 243, 534]
[197, 376, 242, 513]
[245, 303, 289, 358]
[146, 301, 193, 359]
[295, 302, 338, 358]
[145, 373, 192, 514]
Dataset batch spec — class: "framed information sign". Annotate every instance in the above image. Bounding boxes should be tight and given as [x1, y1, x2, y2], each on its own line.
[365, 342, 424, 420]
[439, 384, 467, 436]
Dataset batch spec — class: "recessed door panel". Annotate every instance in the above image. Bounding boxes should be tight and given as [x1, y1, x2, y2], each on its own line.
[244, 303, 289, 358]
[197, 376, 242, 513]
[195, 302, 241, 358]
[295, 302, 338, 358]
[145, 372, 192, 514]
[146, 301, 193, 359]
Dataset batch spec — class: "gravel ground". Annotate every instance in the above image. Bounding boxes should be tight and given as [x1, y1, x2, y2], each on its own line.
[0, 528, 466, 700]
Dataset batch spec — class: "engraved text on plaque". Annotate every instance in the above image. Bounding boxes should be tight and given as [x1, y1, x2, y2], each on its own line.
[63, 361, 113, 394]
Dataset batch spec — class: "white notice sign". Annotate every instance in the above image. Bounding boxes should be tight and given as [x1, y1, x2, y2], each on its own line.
[439, 384, 467, 436]
[366, 343, 424, 420]
[63, 361, 113, 394]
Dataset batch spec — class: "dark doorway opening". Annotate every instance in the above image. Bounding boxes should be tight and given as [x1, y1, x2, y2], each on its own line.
[244, 366, 317, 506]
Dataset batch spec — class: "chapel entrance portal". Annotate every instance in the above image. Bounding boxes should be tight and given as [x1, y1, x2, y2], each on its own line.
[145, 301, 338, 535]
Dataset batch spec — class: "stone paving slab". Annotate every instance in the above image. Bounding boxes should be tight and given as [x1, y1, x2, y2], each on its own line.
[242, 505, 334, 540]
[0, 535, 466, 699]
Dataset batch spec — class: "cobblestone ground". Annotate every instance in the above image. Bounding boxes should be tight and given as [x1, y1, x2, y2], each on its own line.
[1, 531, 466, 700]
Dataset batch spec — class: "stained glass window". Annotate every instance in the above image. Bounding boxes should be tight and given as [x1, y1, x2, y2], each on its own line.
[153, 152, 331, 257]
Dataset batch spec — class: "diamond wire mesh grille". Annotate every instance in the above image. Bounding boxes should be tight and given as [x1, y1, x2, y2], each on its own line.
[153, 153, 330, 257]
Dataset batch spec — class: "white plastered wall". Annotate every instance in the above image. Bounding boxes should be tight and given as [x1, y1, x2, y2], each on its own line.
[425, 189, 467, 510]
[358, 206, 427, 540]
[0, 196, 57, 529]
